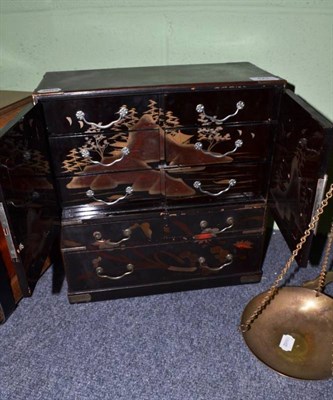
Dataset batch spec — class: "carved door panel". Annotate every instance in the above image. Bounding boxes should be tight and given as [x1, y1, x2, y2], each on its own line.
[269, 89, 333, 266]
[0, 103, 59, 295]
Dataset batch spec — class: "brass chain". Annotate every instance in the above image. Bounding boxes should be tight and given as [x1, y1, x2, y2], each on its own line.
[316, 219, 333, 294]
[331, 336, 333, 377]
[318, 220, 333, 378]
[240, 183, 333, 333]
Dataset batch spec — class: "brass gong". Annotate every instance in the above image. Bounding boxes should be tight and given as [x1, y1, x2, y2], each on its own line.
[240, 183, 333, 380]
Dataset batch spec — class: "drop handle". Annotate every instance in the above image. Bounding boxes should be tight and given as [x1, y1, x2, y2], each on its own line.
[7, 191, 40, 208]
[93, 257, 134, 280]
[196, 101, 245, 124]
[194, 139, 243, 158]
[193, 179, 236, 197]
[86, 186, 133, 206]
[198, 254, 233, 272]
[93, 228, 132, 247]
[199, 217, 234, 235]
[0, 151, 31, 170]
[80, 147, 130, 167]
[76, 106, 128, 129]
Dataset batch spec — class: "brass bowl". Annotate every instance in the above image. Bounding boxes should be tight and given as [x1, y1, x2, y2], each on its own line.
[241, 286, 333, 380]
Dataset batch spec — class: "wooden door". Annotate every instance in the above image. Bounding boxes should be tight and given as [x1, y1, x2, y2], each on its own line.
[0, 103, 60, 296]
[269, 89, 333, 266]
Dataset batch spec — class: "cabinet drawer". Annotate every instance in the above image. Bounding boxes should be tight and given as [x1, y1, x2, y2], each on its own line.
[61, 213, 165, 250]
[42, 94, 160, 134]
[0, 119, 50, 177]
[167, 203, 265, 241]
[61, 202, 265, 250]
[165, 124, 273, 167]
[63, 233, 265, 294]
[56, 170, 163, 209]
[165, 164, 267, 204]
[1, 174, 56, 206]
[163, 88, 278, 128]
[49, 126, 162, 176]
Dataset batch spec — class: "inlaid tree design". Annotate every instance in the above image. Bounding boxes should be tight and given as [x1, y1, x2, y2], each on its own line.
[163, 109, 193, 144]
[62, 133, 129, 173]
[196, 111, 231, 151]
[197, 109, 255, 153]
[62, 148, 90, 173]
[113, 106, 140, 132]
[197, 127, 230, 151]
[163, 110, 181, 129]
[144, 99, 161, 123]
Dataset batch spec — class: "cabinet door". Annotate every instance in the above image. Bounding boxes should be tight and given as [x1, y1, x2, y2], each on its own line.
[0, 103, 59, 296]
[0, 196, 23, 303]
[0, 250, 16, 323]
[269, 89, 333, 266]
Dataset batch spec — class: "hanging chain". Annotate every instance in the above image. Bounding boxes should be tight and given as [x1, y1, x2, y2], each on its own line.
[317, 219, 333, 378]
[240, 183, 333, 333]
[331, 336, 333, 377]
[316, 219, 333, 294]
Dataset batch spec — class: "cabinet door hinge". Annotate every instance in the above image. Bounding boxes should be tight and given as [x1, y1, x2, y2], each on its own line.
[311, 175, 328, 235]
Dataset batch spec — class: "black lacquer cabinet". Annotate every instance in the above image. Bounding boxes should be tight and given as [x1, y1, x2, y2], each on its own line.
[0, 62, 332, 306]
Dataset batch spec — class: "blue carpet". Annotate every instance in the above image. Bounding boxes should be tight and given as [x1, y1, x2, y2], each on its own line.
[0, 231, 332, 400]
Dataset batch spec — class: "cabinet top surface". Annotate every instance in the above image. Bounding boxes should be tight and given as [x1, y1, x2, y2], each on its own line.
[34, 62, 286, 97]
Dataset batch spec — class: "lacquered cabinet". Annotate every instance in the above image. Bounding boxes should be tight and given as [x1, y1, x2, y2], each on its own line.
[1, 63, 332, 307]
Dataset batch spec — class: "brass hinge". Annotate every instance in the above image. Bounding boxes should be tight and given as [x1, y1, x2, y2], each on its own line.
[311, 175, 328, 235]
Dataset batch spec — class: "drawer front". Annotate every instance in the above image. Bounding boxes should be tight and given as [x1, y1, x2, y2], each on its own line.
[42, 94, 160, 134]
[56, 164, 266, 207]
[163, 88, 278, 128]
[0, 141, 50, 177]
[63, 234, 265, 293]
[167, 203, 265, 241]
[165, 164, 267, 204]
[0, 107, 50, 177]
[1, 174, 56, 207]
[56, 169, 164, 209]
[61, 214, 165, 250]
[61, 202, 265, 250]
[49, 126, 162, 176]
[165, 124, 273, 167]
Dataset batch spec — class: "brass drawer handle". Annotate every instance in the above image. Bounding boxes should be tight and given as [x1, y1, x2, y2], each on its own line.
[86, 186, 133, 206]
[76, 106, 128, 129]
[80, 146, 130, 167]
[194, 139, 243, 158]
[198, 254, 233, 271]
[95, 261, 134, 280]
[199, 217, 234, 236]
[93, 228, 132, 247]
[196, 101, 244, 125]
[193, 179, 236, 197]
[0, 151, 31, 171]
[7, 191, 40, 208]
